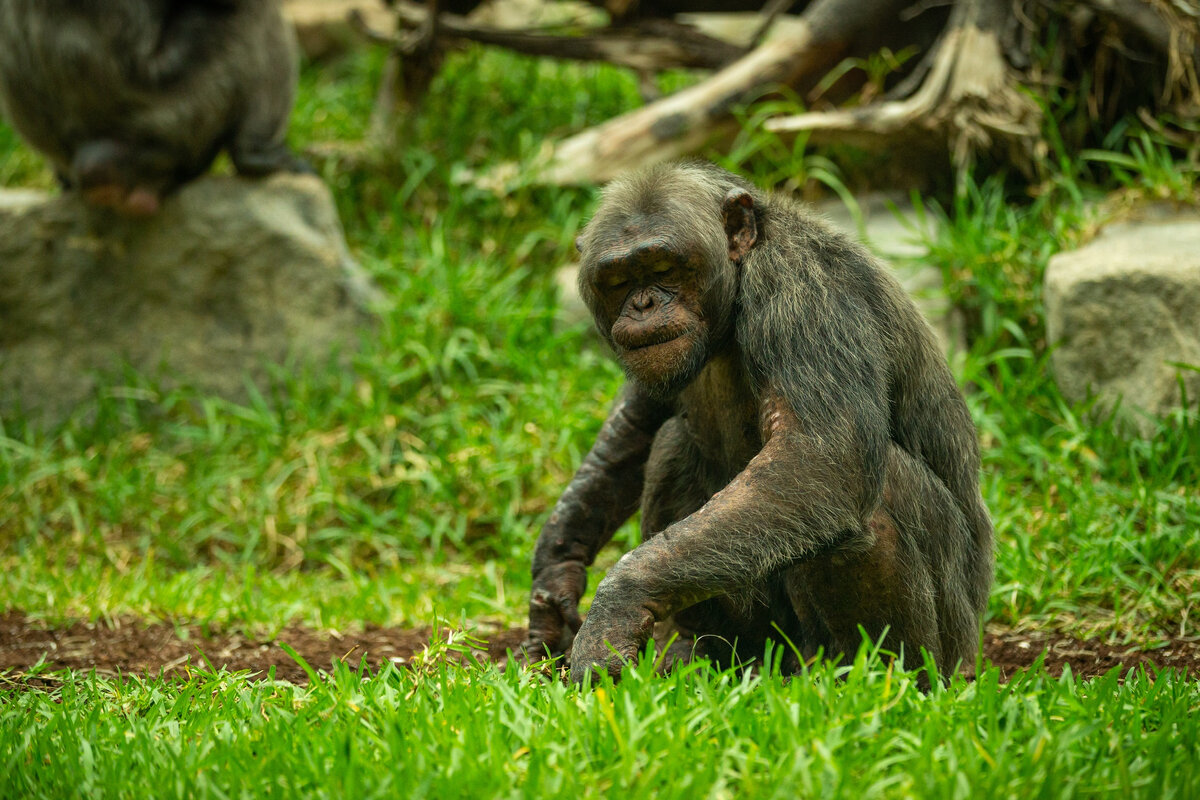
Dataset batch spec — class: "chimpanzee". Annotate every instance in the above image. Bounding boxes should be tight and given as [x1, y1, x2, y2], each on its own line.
[523, 161, 993, 682]
[0, 0, 308, 216]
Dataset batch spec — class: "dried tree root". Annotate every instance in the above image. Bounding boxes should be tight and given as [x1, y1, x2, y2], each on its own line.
[1074, 0, 1200, 105]
[371, 0, 1196, 186]
[363, 0, 446, 144]
[765, 0, 1040, 172]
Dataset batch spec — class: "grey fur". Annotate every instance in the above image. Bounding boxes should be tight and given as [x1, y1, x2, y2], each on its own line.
[526, 161, 993, 682]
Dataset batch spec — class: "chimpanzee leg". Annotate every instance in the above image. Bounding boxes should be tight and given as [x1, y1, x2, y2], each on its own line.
[640, 418, 711, 535]
[640, 419, 778, 669]
[230, 71, 311, 177]
[786, 443, 978, 674]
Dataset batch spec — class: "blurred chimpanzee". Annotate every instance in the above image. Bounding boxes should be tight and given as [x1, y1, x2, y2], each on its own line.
[0, 0, 308, 216]
[523, 161, 993, 683]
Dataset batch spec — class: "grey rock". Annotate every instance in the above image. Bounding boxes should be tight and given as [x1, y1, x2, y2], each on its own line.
[0, 173, 377, 425]
[1045, 207, 1200, 433]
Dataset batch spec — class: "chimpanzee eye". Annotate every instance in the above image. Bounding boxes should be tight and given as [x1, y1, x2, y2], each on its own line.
[651, 260, 672, 274]
[605, 275, 630, 290]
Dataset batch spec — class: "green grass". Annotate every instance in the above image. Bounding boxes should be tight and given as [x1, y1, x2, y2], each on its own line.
[1, 41, 1198, 799]
[4, 647, 1199, 799]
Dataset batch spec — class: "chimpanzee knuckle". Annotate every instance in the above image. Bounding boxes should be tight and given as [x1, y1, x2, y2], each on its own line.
[569, 634, 622, 679]
[569, 659, 600, 686]
[593, 565, 647, 609]
[572, 658, 619, 687]
[519, 635, 561, 664]
[570, 625, 640, 685]
[526, 613, 563, 644]
[567, 633, 598, 671]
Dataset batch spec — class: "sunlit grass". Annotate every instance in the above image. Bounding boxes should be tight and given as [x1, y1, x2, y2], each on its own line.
[3, 645, 1198, 800]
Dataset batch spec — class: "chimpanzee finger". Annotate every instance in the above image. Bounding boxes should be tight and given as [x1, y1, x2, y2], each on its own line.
[521, 590, 568, 656]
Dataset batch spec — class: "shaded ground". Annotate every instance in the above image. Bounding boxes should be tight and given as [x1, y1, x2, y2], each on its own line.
[1, 611, 1196, 686]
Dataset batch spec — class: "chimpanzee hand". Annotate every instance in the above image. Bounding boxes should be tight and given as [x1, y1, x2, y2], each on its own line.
[568, 575, 656, 685]
[520, 560, 586, 660]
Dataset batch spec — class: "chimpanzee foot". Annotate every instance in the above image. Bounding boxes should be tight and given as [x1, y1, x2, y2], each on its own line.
[83, 184, 160, 216]
[232, 145, 313, 177]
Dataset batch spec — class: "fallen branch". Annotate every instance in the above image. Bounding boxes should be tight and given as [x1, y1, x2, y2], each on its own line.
[355, 1, 745, 73]
[491, 0, 911, 185]
[366, 0, 1196, 188]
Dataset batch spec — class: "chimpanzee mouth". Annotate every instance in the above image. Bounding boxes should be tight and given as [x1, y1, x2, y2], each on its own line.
[614, 323, 695, 352]
[620, 332, 685, 352]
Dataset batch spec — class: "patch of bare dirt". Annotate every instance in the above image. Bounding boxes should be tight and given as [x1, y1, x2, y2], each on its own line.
[982, 629, 1200, 681]
[0, 612, 526, 686]
[1, 611, 1195, 686]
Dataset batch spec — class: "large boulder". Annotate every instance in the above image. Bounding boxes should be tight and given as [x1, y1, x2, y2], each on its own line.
[1045, 206, 1200, 432]
[0, 173, 377, 424]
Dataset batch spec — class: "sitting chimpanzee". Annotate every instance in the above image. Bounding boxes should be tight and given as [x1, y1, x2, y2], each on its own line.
[0, 0, 308, 216]
[523, 161, 993, 683]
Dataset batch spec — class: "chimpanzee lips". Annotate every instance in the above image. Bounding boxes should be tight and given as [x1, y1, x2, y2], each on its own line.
[618, 330, 684, 351]
[611, 319, 693, 351]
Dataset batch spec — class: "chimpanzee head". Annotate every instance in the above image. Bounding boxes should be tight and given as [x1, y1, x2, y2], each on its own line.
[576, 161, 760, 397]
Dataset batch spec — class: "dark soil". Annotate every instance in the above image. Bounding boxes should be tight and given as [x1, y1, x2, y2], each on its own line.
[0, 611, 528, 686]
[980, 629, 1200, 681]
[1, 611, 1196, 686]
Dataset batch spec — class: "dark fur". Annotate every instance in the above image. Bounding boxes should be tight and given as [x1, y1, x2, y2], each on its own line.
[0, 0, 305, 213]
[525, 161, 993, 682]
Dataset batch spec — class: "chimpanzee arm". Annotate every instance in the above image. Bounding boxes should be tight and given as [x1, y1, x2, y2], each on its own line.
[523, 385, 673, 657]
[568, 385, 888, 678]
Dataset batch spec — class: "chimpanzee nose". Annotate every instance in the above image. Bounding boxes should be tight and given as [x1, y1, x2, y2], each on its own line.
[631, 293, 655, 311]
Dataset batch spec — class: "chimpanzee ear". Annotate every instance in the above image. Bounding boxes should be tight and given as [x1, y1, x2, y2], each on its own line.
[721, 188, 757, 264]
[574, 234, 583, 253]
